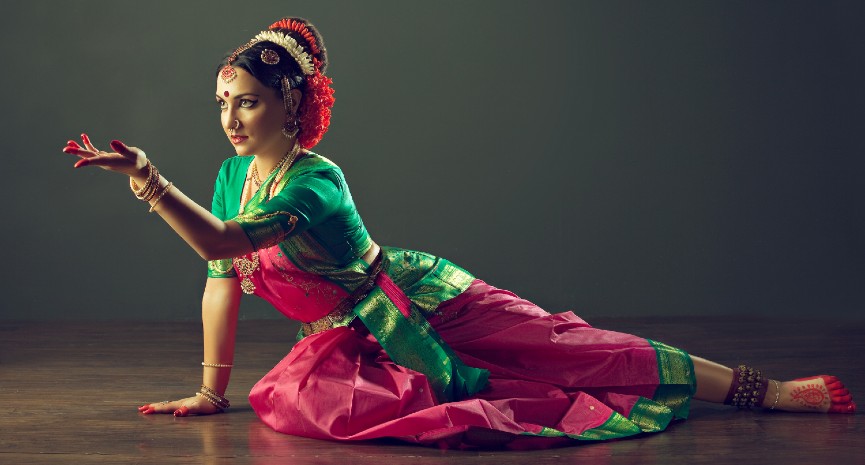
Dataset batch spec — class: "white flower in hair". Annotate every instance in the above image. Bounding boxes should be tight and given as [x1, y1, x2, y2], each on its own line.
[254, 30, 315, 76]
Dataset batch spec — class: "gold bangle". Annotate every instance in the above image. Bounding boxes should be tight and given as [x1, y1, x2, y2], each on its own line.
[201, 362, 234, 368]
[197, 384, 230, 409]
[129, 161, 153, 196]
[148, 182, 174, 213]
[195, 391, 229, 410]
[142, 168, 162, 202]
[130, 161, 160, 201]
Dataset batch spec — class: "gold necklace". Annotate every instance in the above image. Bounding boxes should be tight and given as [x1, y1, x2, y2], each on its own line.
[234, 142, 303, 294]
[250, 143, 298, 190]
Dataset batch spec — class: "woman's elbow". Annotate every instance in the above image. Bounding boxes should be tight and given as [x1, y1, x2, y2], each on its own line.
[197, 223, 253, 261]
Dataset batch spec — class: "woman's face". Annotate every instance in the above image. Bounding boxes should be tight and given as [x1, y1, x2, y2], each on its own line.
[215, 67, 287, 157]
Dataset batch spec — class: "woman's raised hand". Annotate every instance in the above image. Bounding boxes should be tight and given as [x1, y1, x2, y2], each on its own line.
[138, 395, 222, 417]
[62, 133, 148, 177]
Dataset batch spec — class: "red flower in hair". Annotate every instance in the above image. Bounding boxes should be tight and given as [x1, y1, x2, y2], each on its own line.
[269, 19, 320, 56]
[298, 71, 335, 149]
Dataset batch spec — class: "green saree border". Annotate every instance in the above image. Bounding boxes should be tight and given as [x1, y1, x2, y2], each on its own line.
[648, 339, 697, 419]
[523, 410, 643, 441]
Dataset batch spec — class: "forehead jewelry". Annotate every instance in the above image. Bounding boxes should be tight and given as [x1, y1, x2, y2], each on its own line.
[220, 65, 239, 84]
[220, 28, 316, 84]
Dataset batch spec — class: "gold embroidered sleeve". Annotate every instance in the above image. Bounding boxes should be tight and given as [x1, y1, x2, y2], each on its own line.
[207, 258, 237, 278]
[233, 211, 299, 250]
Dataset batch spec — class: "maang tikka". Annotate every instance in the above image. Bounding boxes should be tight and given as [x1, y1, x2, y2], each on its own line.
[220, 28, 316, 85]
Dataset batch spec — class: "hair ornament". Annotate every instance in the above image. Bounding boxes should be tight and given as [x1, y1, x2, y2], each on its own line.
[268, 19, 321, 56]
[253, 30, 315, 76]
[260, 49, 280, 65]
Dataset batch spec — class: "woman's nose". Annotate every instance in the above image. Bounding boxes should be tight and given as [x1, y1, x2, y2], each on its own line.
[223, 114, 240, 131]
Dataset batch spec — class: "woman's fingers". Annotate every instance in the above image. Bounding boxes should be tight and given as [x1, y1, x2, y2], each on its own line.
[63, 135, 148, 176]
[109, 139, 142, 161]
[138, 396, 217, 417]
[63, 146, 97, 159]
[139, 400, 180, 415]
[73, 153, 128, 170]
[81, 133, 98, 152]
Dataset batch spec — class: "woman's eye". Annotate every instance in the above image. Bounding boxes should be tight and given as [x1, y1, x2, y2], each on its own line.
[240, 99, 257, 108]
[217, 100, 227, 110]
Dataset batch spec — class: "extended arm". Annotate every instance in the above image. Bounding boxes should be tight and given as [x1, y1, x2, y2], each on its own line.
[63, 136, 253, 260]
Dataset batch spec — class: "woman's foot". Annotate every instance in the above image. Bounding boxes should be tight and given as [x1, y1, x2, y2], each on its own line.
[764, 375, 856, 413]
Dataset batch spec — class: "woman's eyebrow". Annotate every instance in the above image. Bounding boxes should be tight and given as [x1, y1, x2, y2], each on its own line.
[215, 93, 261, 99]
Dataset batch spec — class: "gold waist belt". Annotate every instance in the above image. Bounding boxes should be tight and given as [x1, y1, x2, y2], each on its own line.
[301, 250, 384, 336]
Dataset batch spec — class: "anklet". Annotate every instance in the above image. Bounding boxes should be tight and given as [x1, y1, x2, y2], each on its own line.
[769, 379, 780, 410]
[724, 365, 769, 408]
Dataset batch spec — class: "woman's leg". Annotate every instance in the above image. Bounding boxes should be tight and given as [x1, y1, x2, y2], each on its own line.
[691, 356, 855, 413]
[692, 356, 735, 403]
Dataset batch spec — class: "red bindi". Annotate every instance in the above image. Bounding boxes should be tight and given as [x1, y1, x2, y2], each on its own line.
[224, 91, 230, 97]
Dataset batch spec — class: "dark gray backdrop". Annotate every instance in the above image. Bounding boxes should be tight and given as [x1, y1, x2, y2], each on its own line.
[2, 0, 863, 320]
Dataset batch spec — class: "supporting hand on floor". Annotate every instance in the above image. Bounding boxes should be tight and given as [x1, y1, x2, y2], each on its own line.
[138, 395, 222, 417]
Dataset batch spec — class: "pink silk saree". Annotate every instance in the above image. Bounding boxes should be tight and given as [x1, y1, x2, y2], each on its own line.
[248, 274, 695, 449]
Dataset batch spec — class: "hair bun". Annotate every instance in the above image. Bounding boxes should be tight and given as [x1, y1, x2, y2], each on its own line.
[268, 17, 327, 73]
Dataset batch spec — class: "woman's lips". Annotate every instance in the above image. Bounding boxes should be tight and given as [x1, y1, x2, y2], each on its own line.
[230, 136, 248, 144]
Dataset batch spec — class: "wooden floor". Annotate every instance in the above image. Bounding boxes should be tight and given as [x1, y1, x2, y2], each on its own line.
[1, 316, 862, 464]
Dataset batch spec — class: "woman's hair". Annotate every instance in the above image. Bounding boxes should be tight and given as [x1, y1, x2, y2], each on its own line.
[216, 17, 335, 149]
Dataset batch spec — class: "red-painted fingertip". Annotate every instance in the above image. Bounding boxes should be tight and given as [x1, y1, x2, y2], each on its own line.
[74, 159, 88, 168]
[67, 140, 81, 148]
[138, 405, 149, 412]
[109, 140, 125, 151]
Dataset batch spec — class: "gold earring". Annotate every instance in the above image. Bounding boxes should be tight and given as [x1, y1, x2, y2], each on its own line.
[282, 117, 299, 138]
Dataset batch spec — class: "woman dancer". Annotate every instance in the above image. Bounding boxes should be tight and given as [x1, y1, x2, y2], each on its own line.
[62, 17, 855, 449]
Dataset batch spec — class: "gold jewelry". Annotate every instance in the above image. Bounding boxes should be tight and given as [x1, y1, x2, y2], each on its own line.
[196, 384, 230, 410]
[130, 161, 161, 202]
[261, 48, 280, 65]
[301, 250, 384, 336]
[770, 379, 781, 410]
[229, 119, 240, 137]
[233, 141, 303, 295]
[233, 251, 260, 294]
[148, 182, 174, 213]
[250, 141, 301, 194]
[726, 365, 769, 409]
[250, 162, 263, 187]
[201, 362, 234, 368]
[281, 76, 300, 139]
